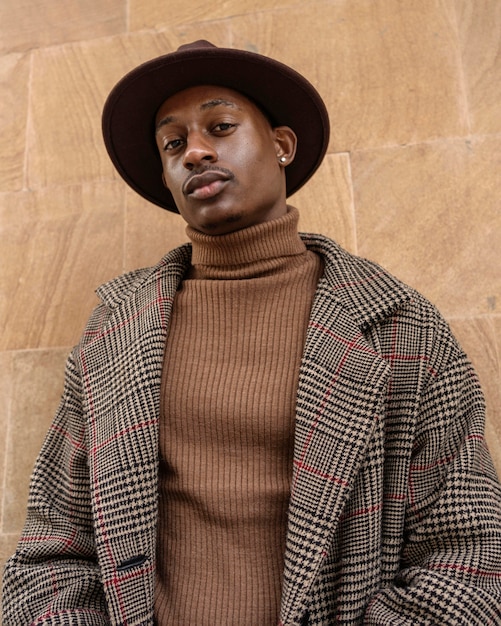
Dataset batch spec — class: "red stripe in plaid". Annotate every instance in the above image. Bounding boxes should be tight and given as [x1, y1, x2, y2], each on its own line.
[340, 502, 383, 521]
[384, 492, 407, 501]
[82, 351, 128, 623]
[49, 423, 87, 452]
[292, 331, 366, 494]
[309, 321, 378, 356]
[19, 529, 79, 552]
[411, 434, 486, 471]
[31, 608, 109, 625]
[104, 560, 155, 587]
[429, 563, 501, 578]
[293, 459, 350, 487]
[329, 270, 386, 292]
[91, 419, 158, 454]
[85, 294, 171, 345]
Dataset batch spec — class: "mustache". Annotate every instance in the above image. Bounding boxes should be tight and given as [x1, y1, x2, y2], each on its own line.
[182, 165, 235, 195]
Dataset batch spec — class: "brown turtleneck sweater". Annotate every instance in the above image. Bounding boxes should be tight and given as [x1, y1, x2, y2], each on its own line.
[155, 208, 323, 625]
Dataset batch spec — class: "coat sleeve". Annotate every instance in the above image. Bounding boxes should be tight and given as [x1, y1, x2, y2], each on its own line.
[2, 332, 110, 624]
[364, 333, 501, 624]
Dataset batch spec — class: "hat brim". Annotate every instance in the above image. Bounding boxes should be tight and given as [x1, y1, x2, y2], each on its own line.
[102, 45, 330, 213]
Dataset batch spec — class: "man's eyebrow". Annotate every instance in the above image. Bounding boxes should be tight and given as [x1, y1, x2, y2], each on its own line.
[200, 98, 241, 111]
[155, 115, 176, 133]
[155, 99, 242, 133]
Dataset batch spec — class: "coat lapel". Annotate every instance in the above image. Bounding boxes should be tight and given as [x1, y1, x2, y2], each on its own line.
[280, 276, 391, 624]
[280, 234, 410, 623]
[80, 247, 190, 623]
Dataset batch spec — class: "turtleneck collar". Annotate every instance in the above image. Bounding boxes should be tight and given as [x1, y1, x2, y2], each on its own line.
[186, 207, 308, 279]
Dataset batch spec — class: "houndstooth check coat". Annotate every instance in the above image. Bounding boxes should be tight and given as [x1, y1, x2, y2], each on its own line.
[3, 233, 501, 625]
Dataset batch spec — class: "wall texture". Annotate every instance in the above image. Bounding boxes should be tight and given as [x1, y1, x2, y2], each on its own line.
[1, 0, 500, 597]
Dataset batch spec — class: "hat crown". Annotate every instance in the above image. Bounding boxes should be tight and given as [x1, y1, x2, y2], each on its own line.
[177, 40, 216, 52]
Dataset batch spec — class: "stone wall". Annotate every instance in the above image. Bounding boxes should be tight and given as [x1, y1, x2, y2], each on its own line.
[1, 0, 500, 603]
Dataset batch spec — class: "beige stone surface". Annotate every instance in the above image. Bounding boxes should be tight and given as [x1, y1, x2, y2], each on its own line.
[0, 183, 124, 350]
[0, 0, 125, 54]
[27, 28, 233, 190]
[0, 353, 11, 520]
[352, 135, 501, 317]
[125, 192, 189, 272]
[2, 348, 69, 533]
[292, 153, 356, 253]
[456, 0, 501, 135]
[490, 316, 501, 478]
[230, 0, 466, 150]
[129, 0, 297, 31]
[27, 0, 471, 192]
[1, 0, 500, 600]
[0, 52, 30, 192]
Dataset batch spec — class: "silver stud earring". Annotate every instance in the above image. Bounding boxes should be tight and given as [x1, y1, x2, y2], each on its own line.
[279, 156, 287, 163]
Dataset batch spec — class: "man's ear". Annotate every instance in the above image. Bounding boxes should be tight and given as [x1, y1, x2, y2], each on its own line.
[273, 126, 297, 166]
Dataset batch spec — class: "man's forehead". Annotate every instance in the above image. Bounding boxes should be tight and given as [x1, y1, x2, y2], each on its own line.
[159, 84, 248, 109]
[155, 84, 269, 122]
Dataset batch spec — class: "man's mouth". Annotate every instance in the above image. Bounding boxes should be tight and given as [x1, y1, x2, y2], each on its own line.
[183, 169, 233, 200]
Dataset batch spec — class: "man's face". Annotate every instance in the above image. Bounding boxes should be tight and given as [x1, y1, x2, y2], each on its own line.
[155, 85, 296, 235]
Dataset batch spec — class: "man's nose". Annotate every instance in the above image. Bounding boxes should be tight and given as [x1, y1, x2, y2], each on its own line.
[183, 133, 217, 169]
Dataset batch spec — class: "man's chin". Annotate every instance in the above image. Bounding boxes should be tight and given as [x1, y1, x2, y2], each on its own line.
[197, 213, 245, 236]
[183, 203, 246, 236]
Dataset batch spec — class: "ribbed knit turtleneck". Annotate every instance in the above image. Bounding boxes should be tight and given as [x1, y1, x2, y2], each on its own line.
[187, 207, 312, 279]
[155, 207, 323, 625]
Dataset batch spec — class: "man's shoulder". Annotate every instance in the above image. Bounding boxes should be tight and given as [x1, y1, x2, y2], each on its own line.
[303, 232, 460, 362]
[73, 243, 192, 350]
[95, 243, 192, 307]
[301, 232, 417, 327]
[301, 231, 393, 277]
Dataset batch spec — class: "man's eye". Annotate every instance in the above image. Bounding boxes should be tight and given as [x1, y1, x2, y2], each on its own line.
[213, 123, 236, 132]
[163, 138, 183, 151]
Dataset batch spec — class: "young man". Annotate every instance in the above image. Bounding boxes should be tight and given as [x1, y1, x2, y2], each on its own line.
[3, 41, 501, 625]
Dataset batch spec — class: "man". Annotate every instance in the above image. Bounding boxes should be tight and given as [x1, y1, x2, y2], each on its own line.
[3, 40, 501, 625]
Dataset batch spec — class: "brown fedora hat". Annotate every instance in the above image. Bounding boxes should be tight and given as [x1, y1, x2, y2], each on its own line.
[102, 40, 330, 213]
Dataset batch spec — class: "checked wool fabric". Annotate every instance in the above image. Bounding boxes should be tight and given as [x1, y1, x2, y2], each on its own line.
[3, 233, 501, 625]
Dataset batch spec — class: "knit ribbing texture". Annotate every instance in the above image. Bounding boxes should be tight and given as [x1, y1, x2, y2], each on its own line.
[155, 208, 323, 625]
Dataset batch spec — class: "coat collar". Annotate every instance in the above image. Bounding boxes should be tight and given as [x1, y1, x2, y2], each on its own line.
[96, 243, 192, 309]
[96, 233, 411, 333]
[302, 233, 412, 330]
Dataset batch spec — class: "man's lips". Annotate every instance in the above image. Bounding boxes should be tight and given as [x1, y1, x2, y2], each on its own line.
[183, 169, 233, 199]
